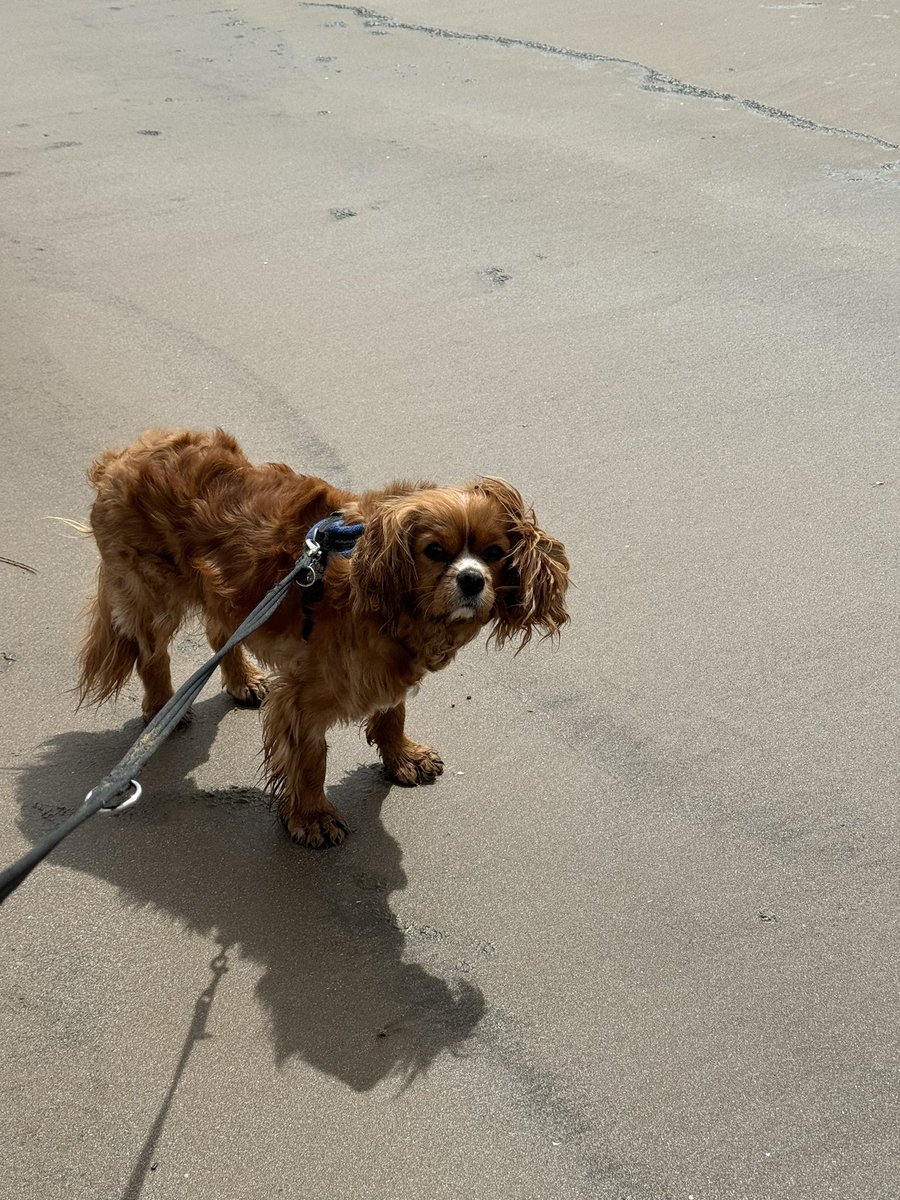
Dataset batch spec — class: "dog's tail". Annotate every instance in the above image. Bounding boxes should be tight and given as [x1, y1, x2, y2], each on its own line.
[77, 567, 139, 707]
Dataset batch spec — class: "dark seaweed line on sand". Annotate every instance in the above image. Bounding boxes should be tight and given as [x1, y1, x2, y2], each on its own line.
[303, 2, 898, 151]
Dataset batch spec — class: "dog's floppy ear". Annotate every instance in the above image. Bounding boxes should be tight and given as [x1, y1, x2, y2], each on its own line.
[475, 477, 570, 651]
[350, 486, 426, 615]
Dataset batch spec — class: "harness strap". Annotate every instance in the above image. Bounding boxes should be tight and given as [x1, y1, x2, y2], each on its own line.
[296, 512, 365, 640]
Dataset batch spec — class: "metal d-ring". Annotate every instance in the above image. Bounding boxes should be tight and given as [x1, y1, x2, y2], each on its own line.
[93, 779, 143, 815]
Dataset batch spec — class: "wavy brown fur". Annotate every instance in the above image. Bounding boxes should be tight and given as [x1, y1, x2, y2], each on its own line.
[78, 429, 569, 845]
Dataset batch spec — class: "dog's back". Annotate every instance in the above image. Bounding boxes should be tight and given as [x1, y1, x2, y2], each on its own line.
[88, 427, 248, 543]
[78, 428, 350, 721]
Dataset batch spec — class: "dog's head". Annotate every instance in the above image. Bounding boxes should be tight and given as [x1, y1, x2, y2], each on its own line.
[350, 478, 569, 649]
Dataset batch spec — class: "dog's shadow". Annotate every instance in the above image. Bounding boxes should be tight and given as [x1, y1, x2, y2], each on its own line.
[15, 695, 485, 1093]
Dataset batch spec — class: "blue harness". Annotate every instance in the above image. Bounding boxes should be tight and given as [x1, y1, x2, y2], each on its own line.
[296, 512, 365, 637]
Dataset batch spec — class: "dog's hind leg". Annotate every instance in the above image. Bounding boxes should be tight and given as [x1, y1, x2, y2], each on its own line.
[135, 620, 180, 724]
[82, 563, 186, 724]
[205, 617, 269, 706]
[77, 565, 139, 707]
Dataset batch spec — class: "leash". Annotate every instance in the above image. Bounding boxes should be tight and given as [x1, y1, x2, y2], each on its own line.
[0, 513, 364, 906]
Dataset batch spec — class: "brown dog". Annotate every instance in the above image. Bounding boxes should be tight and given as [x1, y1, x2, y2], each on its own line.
[78, 428, 569, 845]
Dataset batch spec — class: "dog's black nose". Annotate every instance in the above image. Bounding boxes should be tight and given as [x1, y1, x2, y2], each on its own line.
[457, 568, 485, 598]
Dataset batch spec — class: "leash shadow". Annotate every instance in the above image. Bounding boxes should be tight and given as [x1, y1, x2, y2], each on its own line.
[14, 695, 485, 1097]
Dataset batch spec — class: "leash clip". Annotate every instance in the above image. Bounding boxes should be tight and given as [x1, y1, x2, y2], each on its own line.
[295, 562, 318, 589]
[92, 779, 143, 815]
[296, 512, 362, 593]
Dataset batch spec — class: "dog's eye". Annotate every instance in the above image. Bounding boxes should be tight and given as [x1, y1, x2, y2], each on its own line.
[424, 542, 449, 562]
[483, 544, 504, 563]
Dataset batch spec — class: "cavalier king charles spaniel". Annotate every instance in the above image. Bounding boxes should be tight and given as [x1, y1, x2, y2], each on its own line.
[78, 428, 569, 846]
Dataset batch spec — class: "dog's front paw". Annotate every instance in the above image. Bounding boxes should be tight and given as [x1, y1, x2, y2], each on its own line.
[226, 675, 269, 707]
[283, 807, 349, 848]
[384, 743, 444, 787]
